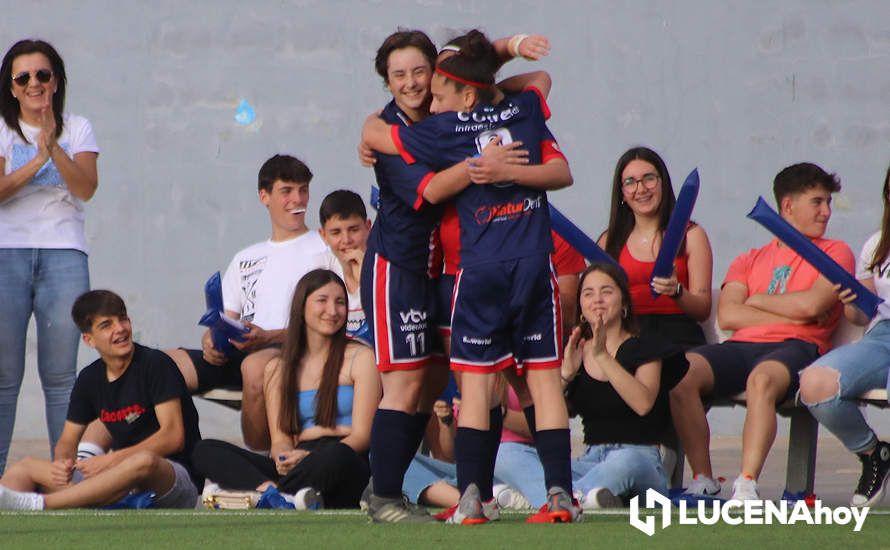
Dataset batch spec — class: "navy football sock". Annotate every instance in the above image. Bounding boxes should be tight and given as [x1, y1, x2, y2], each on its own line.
[534, 428, 572, 493]
[480, 406, 503, 501]
[412, 412, 431, 445]
[369, 409, 418, 498]
[456, 427, 489, 496]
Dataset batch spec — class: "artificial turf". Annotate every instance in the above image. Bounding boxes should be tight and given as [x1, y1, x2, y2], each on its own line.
[1, 509, 887, 549]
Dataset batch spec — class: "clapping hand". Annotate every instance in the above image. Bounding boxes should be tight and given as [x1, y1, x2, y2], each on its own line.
[563, 325, 586, 374]
[36, 93, 56, 161]
[585, 314, 607, 361]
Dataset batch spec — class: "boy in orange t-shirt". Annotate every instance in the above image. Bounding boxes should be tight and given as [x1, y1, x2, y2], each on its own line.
[670, 163, 854, 501]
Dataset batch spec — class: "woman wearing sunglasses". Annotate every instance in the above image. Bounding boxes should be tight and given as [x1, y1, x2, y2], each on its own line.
[0, 39, 99, 474]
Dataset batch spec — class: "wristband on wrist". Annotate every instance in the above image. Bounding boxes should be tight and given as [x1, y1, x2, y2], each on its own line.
[508, 34, 529, 58]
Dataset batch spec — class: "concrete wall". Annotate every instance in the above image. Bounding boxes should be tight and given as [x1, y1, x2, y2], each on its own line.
[7, 1, 890, 439]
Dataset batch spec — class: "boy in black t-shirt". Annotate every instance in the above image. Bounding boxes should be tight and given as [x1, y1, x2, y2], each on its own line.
[0, 290, 201, 509]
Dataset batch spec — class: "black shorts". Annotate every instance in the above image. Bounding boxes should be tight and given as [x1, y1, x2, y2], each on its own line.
[690, 339, 820, 401]
[183, 348, 246, 393]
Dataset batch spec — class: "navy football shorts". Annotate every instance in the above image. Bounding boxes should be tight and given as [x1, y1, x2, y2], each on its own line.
[361, 252, 441, 372]
[450, 253, 562, 373]
[436, 273, 456, 337]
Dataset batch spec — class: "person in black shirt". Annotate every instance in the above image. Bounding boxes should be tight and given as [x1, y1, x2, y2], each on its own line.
[0, 290, 201, 509]
[560, 263, 688, 509]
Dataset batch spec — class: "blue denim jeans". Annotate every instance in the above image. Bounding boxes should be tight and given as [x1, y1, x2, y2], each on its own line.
[0, 249, 88, 473]
[494, 441, 547, 508]
[572, 443, 667, 499]
[800, 318, 890, 454]
[402, 453, 456, 504]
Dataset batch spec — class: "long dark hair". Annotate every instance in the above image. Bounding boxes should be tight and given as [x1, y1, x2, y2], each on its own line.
[868, 164, 890, 272]
[0, 39, 66, 141]
[278, 269, 349, 435]
[576, 262, 639, 337]
[435, 29, 499, 105]
[603, 146, 682, 260]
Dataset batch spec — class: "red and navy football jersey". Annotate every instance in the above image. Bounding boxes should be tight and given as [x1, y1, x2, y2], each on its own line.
[366, 99, 443, 274]
[393, 88, 564, 268]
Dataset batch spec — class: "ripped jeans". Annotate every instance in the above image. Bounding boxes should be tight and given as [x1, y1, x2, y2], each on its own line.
[799, 319, 890, 454]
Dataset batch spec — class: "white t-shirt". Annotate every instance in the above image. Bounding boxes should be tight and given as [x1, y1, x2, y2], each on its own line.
[221, 231, 335, 330]
[857, 231, 890, 328]
[0, 114, 99, 252]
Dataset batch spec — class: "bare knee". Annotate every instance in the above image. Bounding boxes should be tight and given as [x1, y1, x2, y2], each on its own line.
[5, 456, 39, 477]
[799, 366, 840, 405]
[120, 451, 162, 481]
[670, 375, 697, 401]
[82, 420, 113, 449]
[671, 357, 711, 402]
[242, 355, 270, 397]
[164, 349, 198, 392]
[745, 370, 786, 402]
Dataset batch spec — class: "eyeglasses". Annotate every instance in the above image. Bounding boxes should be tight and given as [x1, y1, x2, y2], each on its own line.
[622, 173, 660, 192]
[12, 69, 53, 87]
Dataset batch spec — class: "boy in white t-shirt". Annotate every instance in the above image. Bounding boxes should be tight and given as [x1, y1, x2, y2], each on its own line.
[165, 154, 334, 450]
[318, 190, 371, 345]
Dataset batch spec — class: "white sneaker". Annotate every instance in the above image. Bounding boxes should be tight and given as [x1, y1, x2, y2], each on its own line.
[730, 476, 760, 501]
[291, 487, 323, 510]
[0, 485, 44, 510]
[686, 474, 721, 496]
[493, 483, 531, 510]
[582, 487, 623, 509]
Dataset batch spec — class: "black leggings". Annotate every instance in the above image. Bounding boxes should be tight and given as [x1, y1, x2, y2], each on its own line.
[192, 437, 369, 508]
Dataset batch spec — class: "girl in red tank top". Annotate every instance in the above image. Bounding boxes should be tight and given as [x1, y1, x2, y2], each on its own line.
[597, 147, 713, 349]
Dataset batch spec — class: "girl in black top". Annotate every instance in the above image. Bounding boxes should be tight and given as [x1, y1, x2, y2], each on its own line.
[560, 263, 688, 508]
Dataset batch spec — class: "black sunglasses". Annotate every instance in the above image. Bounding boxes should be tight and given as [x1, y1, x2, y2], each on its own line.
[12, 69, 53, 87]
